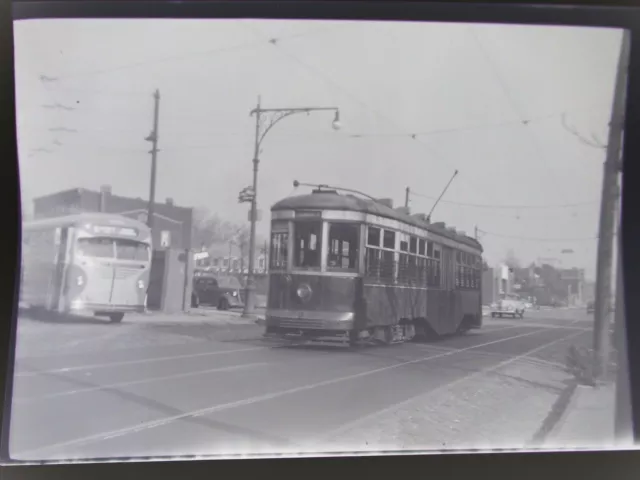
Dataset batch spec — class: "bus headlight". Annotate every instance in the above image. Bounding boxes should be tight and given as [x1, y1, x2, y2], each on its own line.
[137, 280, 145, 289]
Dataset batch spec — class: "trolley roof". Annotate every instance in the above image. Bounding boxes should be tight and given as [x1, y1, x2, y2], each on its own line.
[23, 212, 151, 231]
[272, 190, 482, 251]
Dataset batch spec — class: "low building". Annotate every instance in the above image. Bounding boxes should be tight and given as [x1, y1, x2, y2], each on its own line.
[33, 185, 193, 250]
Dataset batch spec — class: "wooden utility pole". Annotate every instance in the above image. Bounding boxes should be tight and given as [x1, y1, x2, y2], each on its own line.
[405, 187, 410, 209]
[146, 89, 161, 231]
[593, 30, 629, 383]
[614, 200, 632, 444]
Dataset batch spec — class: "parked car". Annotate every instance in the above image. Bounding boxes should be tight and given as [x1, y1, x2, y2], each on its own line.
[491, 295, 525, 319]
[191, 273, 244, 310]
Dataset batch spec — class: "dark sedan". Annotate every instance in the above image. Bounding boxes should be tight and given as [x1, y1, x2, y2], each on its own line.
[191, 273, 244, 310]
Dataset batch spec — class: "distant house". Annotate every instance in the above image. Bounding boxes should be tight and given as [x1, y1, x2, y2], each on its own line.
[32, 185, 194, 251]
[194, 242, 268, 274]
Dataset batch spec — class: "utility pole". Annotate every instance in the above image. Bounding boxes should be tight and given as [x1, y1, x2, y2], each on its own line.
[405, 187, 410, 209]
[145, 89, 161, 232]
[593, 30, 629, 383]
[475, 226, 479, 240]
[241, 97, 341, 318]
[613, 200, 632, 444]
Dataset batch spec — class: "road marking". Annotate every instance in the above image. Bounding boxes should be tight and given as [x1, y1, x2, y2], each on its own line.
[14, 346, 267, 378]
[13, 363, 267, 404]
[14, 326, 566, 458]
[319, 329, 586, 443]
[12, 322, 536, 379]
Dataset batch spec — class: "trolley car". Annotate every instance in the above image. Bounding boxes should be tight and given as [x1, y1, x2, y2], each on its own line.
[264, 186, 483, 346]
[20, 213, 152, 323]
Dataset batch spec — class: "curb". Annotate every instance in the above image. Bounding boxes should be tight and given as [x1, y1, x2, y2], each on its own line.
[528, 379, 579, 447]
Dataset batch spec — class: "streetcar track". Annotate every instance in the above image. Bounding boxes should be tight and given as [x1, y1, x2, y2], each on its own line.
[14, 346, 268, 378]
[13, 363, 268, 404]
[13, 326, 572, 458]
[12, 324, 530, 378]
[318, 329, 586, 443]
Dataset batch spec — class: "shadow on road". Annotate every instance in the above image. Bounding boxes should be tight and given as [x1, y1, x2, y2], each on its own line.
[19, 308, 117, 326]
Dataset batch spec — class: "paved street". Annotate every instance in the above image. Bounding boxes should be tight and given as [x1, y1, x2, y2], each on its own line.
[9, 307, 595, 461]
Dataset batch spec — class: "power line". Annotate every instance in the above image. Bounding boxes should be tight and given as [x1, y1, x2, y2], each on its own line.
[467, 26, 573, 207]
[38, 25, 344, 85]
[477, 229, 599, 242]
[348, 106, 606, 140]
[409, 189, 597, 209]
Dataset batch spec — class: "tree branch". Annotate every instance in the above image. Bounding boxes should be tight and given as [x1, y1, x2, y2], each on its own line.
[561, 113, 607, 150]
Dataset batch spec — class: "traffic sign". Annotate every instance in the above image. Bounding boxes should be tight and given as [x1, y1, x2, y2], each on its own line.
[248, 209, 262, 222]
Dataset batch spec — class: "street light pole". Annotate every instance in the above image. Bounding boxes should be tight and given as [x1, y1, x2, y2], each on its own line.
[241, 96, 341, 318]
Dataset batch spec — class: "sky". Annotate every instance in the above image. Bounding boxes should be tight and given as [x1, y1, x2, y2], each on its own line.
[13, 19, 623, 280]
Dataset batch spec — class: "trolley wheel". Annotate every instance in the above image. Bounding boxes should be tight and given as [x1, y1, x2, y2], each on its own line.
[108, 313, 124, 323]
[218, 298, 229, 311]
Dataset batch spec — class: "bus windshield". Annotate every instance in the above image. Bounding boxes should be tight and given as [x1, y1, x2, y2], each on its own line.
[76, 237, 150, 261]
[115, 239, 150, 261]
[77, 238, 114, 258]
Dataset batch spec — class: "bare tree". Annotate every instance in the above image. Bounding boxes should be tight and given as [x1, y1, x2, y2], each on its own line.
[561, 113, 607, 150]
[191, 207, 237, 251]
[505, 249, 521, 269]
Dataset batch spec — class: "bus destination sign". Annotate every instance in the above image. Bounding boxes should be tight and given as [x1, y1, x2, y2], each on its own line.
[93, 225, 138, 237]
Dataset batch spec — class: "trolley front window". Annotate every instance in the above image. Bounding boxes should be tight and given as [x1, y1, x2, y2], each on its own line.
[293, 221, 322, 269]
[77, 238, 114, 258]
[270, 232, 289, 269]
[116, 239, 150, 261]
[327, 223, 359, 271]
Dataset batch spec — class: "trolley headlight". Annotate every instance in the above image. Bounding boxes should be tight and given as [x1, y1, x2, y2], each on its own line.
[296, 283, 313, 303]
[137, 280, 145, 289]
[76, 275, 84, 286]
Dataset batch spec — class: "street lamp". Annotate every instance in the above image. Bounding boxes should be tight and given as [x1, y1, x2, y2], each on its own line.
[241, 96, 341, 318]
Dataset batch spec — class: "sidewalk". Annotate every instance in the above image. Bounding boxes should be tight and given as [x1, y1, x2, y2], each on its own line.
[542, 383, 615, 449]
[128, 308, 265, 327]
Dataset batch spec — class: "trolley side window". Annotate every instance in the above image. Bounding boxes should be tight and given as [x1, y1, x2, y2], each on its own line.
[77, 238, 115, 258]
[293, 221, 322, 269]
[115, 239, 150, 261]
[327, 223, 359, 270]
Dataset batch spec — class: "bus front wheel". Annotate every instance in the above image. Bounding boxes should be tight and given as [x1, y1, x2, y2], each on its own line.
[109, 313, 124, 323]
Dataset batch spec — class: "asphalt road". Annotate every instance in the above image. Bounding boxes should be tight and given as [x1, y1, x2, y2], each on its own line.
[8, 307, 593, 461]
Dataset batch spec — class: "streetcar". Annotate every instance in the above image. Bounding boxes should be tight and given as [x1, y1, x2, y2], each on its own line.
[20, 213, 152, 323]
[264, 185, 483, 346]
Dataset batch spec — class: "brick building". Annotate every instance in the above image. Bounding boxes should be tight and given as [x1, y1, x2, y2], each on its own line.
[33, 185, 193, 250]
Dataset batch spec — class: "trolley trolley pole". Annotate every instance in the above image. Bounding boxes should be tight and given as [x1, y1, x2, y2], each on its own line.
[240, 96, 341, 318]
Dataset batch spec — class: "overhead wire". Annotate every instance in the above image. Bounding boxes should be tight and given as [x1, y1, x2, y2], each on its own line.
[409, 189, 598, 210]
[466, 26, 575, 206]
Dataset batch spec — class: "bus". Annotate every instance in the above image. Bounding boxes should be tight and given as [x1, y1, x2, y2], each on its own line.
[20, 213, 152, 323]
[264, 186, 484, 346]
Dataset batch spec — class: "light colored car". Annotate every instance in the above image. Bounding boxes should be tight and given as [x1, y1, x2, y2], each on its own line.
[491, 296, 525, 319]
